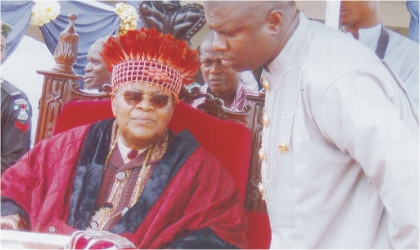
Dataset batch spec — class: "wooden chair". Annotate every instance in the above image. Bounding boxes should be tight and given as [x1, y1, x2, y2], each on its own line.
[53, 99, 270, 249]
[35, 4, 270, 248]
[35, 6, 267, 211]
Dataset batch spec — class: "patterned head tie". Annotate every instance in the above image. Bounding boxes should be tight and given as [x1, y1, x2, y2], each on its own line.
[101, 28, 200, 100]
[1, 21, 13, 39]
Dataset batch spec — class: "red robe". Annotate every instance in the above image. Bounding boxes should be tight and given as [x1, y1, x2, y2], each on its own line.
[1, 120, 247, 248]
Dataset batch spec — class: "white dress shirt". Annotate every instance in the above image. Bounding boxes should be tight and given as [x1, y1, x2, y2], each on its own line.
[261, 12, 419, 248]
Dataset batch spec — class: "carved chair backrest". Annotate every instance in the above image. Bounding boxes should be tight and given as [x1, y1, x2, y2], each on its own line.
[138, 1, 206, 45]
[34, 72, 111, 143]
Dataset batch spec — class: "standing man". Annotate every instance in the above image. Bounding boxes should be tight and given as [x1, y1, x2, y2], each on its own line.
[192, 32, 258, 111]
[1, 21, 32, 174]
[340, 1, 419, 114]
[82, 36, 112, 93]
[204, 1, 418, 248]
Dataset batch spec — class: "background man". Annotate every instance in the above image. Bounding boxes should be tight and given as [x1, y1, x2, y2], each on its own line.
[204, 1, 418, 248]
[191, 32, 258, 111]
[82, 36, 112, 92]
[340, 1, 419, 114]
[1, 21, 32, 174]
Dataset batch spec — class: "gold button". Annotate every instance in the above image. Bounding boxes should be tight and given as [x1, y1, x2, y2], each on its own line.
[262, 113, 269, 127]
[278, 142, 289, 153]
[257, 182, 266, 200]
[261, 78, 270, 91]
[258, 148, 266, 161]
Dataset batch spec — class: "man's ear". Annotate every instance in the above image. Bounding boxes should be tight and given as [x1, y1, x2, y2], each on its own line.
[266, 10, 284, 34]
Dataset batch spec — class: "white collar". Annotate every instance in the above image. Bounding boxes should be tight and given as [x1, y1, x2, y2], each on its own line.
[266, 11, 310, 76]
[117, 136, 148, 164]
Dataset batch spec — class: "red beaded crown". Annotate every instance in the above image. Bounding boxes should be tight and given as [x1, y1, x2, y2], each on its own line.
[101, 27, 200, 98]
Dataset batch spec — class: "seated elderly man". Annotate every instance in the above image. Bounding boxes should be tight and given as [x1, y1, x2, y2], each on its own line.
[191, 32, 258, 111]
[82, 36, 112, 93]
[0, 28, 247, 249]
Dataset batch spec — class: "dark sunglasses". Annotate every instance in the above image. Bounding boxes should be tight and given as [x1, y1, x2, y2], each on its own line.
[123, 91, 170, 109]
